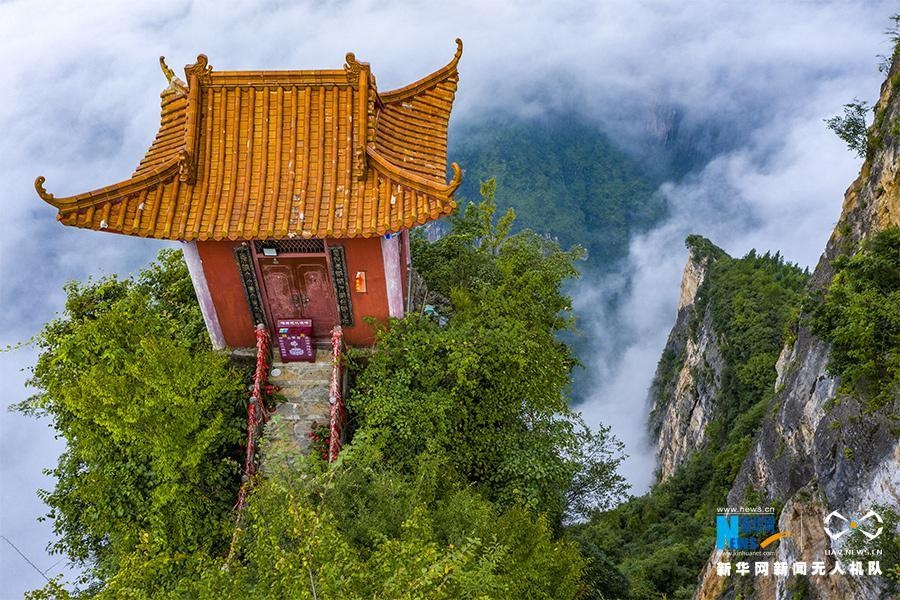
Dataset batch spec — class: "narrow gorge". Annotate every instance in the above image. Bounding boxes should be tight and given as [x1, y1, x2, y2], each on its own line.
[647, 55, 900, 600]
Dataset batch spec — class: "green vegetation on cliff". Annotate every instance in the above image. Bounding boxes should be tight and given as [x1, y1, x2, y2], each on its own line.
[574, 237, 809, 600]
[692, 246, 809, 427]
[808, 225, 900, 414]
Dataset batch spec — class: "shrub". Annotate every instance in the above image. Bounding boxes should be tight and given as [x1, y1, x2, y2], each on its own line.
[809, 226, 900, 413]
[16, 249, 246, 585]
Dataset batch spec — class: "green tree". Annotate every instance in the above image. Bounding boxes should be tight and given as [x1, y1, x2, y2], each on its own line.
[825, 99, 870, 158]
[58, 453, 586, 599]
[25, 184, 628, 598]
[16, 249, 246, 585]
[366, 179, 626, 521]
[809, 226, 900, 412]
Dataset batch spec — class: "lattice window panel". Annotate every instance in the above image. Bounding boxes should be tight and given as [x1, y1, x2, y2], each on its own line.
[254, 239, 325, 254]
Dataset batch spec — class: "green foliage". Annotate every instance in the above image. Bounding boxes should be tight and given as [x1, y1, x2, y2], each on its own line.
[808, 226, 900, 413]
[841, 505, 900, 591]
[685, 234, 728, 264]
[16, 249, 246, 585]
[891, 13, 900, 56]
[578, 238, 808, 599]
[375, 181, 624, 522]
[648, 346, 682, 436]
[692, 246, 809, 429]
[66, 454, 587, 599]
[825, 99, 870, 158]
[24, 577, 72, 600]
[787, 574, 810, 600]
[879, 14, 900, 72]
[576, 399, 768, 600]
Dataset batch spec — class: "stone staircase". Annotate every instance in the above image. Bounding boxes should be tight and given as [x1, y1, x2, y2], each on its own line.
[263, 348, 333, 459]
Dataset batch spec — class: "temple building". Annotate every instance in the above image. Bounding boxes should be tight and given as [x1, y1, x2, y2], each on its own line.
[35, 41, 462, 349]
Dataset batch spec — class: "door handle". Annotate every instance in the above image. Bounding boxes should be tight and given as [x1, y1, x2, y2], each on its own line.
[291, 293, 302, 308]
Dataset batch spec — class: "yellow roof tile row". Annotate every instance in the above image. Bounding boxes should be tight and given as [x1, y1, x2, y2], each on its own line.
[35, 41, 463, 240]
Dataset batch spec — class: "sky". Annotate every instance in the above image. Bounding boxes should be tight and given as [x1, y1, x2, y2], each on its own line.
[0, 0, 896, 594]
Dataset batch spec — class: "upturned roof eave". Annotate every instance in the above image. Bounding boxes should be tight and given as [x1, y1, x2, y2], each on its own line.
[34, 42, 463, 239]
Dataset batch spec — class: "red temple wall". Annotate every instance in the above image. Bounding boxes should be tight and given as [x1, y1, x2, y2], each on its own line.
[195, 238, 391, 348]
[196, 241, 257, 347]
[339, 237, 389, 346]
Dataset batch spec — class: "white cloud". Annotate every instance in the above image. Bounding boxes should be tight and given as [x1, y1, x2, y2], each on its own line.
[573, 54, 875, 493]
[0, 0, 894, 592]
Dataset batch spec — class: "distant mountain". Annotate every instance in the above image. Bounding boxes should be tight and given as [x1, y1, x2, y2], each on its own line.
[449, 114, 668, 267]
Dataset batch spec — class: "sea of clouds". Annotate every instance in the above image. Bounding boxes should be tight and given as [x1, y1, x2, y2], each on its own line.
[0, 0, 894, 592]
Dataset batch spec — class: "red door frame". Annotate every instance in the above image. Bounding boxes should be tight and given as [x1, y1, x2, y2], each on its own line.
[249, 240, 339, 342]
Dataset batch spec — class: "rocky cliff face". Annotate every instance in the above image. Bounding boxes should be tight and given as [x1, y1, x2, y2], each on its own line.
[683, 59, 900, 600]
[649, 242, 727, 482]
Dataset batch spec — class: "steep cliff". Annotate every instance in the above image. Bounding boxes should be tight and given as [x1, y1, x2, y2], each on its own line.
[686, 58, 900, 600]
[648, 235, 808, 487]
[584, 237, 807, 598]
[650, 236, 728, 482]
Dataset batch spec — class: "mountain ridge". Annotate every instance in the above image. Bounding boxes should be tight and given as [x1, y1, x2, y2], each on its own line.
[658, 55, 900, 600]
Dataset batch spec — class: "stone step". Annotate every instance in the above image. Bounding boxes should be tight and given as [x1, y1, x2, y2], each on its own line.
[274, 402, 331, 419]
[263, 420, 313, 455]
[272, 355, 331, 369]
[275, 380, 330, 388]
[269, 369, 333, 383]
[268, 417, 329, 438]
[271, 375, 329, 384]
[273, 394, 330, 407]
[282, 418, 330, 431]
[270, 363, 334, 373]
[274, 395, 331, 407]
[272, 349, 333, 365]
[274, 388, 331, 399]
[260, 347, 338, 462]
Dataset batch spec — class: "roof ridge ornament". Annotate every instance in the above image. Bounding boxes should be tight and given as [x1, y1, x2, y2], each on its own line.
[345, 52, 373, 179]
[159, 56, 188, 94]
[344, 52, 370, 80]
[178, 149, 196, 184]
[184, 54, 213, 84]
[34, 176, 54, 202]
[452, 38, 463, 66]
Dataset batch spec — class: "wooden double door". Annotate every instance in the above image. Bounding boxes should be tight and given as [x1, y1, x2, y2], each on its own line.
[258, 256, 338, 339]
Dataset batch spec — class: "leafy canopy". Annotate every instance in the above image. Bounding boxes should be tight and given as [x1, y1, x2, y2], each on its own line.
[16, 249, 246, 585]
[825, 99, 870, 158]
[809, 226, 900, 413]
[396, 178, 625, 521]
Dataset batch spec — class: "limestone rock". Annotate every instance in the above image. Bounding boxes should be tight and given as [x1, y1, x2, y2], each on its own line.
[687, 56, 900, 600]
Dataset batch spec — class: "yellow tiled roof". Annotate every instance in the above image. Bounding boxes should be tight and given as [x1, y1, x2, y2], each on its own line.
[35, 41, 462, 240]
